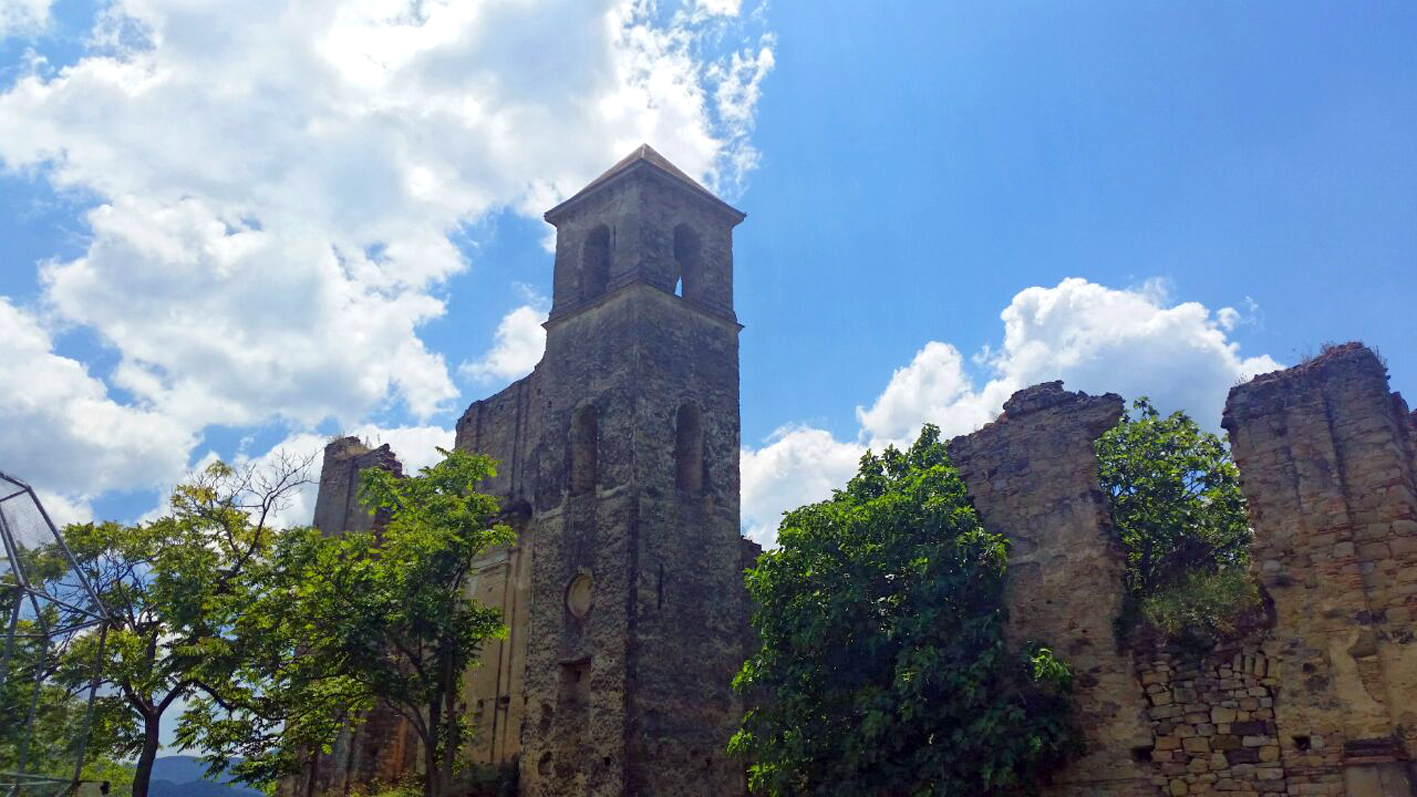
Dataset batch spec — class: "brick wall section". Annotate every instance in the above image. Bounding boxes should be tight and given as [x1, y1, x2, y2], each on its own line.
[1223, 343, 1417, 795]
[951, 381, 1158, 796]
[1137, 646, 1286, 796]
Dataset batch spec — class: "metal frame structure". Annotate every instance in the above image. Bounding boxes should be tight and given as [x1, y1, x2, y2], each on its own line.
[0, 471, 111, 797]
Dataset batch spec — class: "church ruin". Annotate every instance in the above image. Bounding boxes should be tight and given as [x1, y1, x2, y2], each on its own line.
[302, 145, 758, 796]
[300, 147, 1417, 796]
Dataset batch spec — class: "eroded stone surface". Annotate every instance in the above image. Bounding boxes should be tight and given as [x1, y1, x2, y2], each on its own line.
[1222, 343, 1417, 796]
[286, 437, 419, 797]
[952, 382, 1160, 796]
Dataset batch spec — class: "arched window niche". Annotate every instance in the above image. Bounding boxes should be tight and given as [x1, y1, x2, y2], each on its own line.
[672, 223, 702, 300]
[580, 225, 610, 302]
[674, 403, 705, 493]
[570, 404, 599, 496]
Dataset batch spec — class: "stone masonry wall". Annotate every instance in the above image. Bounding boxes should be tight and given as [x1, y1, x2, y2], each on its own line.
[1136, 646, 1286, 796]
[1223, 343, 1417, 795]
[951, 381, 1158, 796]
[949, 344, 1417, 796]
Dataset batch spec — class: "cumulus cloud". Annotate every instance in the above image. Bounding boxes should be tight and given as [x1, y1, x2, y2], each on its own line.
[744, 278, 1282, 547]
[740, 425, 864, 548]
[0, 0, 772, 511]
[41, 196, 456, 428]
[459, 303, 548, 384]
[0, 0, 51, 39]
[0, 299, 194, 517]
[857, 278, 1281, 448]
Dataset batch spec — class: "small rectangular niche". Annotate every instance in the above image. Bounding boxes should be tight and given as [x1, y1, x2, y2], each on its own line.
[558, 658, 592, 709]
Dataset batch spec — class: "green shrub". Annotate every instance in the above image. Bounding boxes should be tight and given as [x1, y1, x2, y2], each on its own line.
[1096, 398, 1261, 648]
[1137, 568, 1261, 650]
[732, 425, 1078, 796]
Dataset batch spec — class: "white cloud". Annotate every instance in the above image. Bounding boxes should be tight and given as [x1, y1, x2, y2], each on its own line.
[41, 195, 457, 429]
[745, 278, 1282, 548]
[741, 425, 864, 548]
[459, 303, 548, 383]
[706, 42, 774, 186]
[0, 0, 772, 511]
[0, 0, 51, 39]
[694, 0, 742, 17]
[854, 341, 1007, 447]
[0, 299, 194, 513]
[857, 278, 1282, 449]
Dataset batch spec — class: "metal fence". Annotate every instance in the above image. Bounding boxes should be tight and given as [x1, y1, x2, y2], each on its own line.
[0, 472, 110, 797]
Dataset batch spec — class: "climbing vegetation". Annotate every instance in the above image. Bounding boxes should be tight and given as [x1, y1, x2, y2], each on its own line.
[1095, 398, 1261, 648]
[731, 425, 1078, 797]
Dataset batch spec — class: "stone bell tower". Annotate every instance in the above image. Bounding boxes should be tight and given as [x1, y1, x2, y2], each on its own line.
[456, 145, 755, 796]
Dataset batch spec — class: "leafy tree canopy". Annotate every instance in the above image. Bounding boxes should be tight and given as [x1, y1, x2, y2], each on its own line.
[731, 425, 1077, 796]
[183, 447, 515, 797]
[27, 456, 310, 797]
[1095, 398, 1258, 646]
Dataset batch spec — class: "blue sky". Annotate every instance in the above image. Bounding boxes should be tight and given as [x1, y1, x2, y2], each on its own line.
[1, 0, 1414, 546]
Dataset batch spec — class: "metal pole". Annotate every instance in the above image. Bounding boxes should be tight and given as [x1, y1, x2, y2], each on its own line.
[0, 586, 20, 694]
[0, 503, 28, 695]
[69, 622, 107, 787]
[16, 627, 47, 781]
[16, 484, 108, 625]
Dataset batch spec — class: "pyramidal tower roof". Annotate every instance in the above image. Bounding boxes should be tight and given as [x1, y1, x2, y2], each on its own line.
[544, 144, 744, 222]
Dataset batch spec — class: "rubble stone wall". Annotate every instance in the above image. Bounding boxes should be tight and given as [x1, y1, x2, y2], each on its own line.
[1135, 646, 1286, 796]
[1222, 343, 1417, 796]
[945, 342, 1416, 797]
[951, 382, 1157, 796]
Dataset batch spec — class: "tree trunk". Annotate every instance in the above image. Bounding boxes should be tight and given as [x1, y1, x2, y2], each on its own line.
[131, 712, 162, 797]
[440, 658, 458, 796]
[424, 700, 442, 797]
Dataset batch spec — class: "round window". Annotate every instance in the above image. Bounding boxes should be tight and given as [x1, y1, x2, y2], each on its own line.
[566, 573, 593, 619]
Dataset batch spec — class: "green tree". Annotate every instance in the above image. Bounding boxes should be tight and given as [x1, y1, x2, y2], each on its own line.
[731, 425, 1077, 796]
[1095, 398, 1258, 645]
[185, 448, 515, 797]
[55, 455, 311, 797]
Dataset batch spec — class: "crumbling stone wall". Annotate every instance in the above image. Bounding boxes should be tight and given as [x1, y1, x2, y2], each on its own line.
[941, 346, 1415, 797]
[1223, 343, 1417, 795]
[286, 437, 419, 797]
[311, 436, 402, 536]
[951, 382, 1157, 796]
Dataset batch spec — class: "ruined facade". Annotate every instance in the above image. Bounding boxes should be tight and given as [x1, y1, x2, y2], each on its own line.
[304, 147, 1415, 797]
[292, 438, 421, 796]
[950, 345, 1417, 797]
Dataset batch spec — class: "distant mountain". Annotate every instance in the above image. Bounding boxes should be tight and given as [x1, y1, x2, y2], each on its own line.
[147, 756, 262, 797]
[149, 779, 262, 797]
